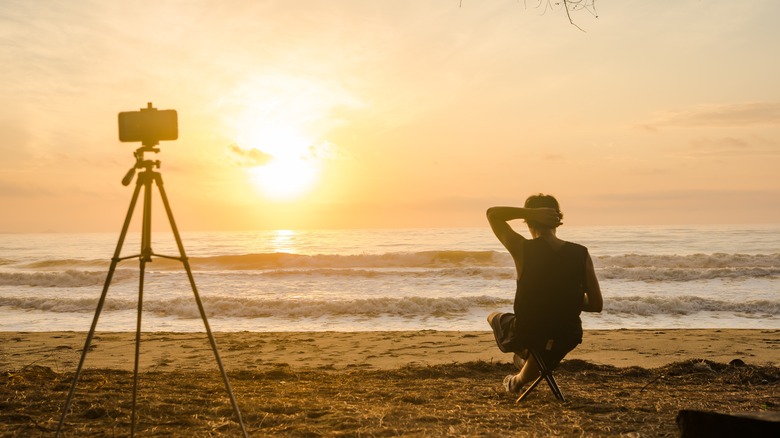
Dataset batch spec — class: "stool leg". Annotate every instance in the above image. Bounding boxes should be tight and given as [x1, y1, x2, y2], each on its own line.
[533, 349, 565, 402]
[516, 375, 544, 402]
[516, 349, 566, 402]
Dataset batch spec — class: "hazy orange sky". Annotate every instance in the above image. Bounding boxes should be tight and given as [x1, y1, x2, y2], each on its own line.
[1, 1, 779, 232]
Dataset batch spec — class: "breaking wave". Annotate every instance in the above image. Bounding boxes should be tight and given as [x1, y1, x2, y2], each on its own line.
[605, 295, 780, 317]
[3, 252, 778, 284]
[19, 259, 109, 269]
[0, 295, 511, 318]
[0, 270, 135, 287]
[595, 253, 780, 282]
[189, 250, 502, 269]
[1, 294, 778, 319]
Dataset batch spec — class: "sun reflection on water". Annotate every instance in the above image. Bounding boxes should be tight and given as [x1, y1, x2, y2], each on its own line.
[271, 229, 297, 253]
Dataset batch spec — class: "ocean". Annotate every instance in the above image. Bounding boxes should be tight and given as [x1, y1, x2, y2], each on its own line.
[1, 225, 778, 332]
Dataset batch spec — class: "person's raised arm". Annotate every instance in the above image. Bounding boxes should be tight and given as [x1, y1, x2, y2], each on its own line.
[582, 254, 603, 312]
[485, 206, 559, 254]
[486, 207, 525, 254]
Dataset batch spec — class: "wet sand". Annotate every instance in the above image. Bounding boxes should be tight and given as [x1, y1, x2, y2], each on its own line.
[2, 329, 778, 372]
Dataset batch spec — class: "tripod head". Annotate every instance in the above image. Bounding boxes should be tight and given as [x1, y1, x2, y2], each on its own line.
[118, 102, 177, 186]
[118, 103, 178, 145]
[122, 145, 161, 186]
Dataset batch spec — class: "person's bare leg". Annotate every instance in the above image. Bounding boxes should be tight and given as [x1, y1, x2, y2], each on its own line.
[504, 349, 533, 392]
[513, 349, 528, 370]
[517, 355, 541, 386]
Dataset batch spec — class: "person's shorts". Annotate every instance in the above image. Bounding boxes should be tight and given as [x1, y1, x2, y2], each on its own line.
[488, 311, 580, 369]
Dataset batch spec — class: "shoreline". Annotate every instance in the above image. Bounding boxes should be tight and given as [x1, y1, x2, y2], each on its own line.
[3, 329, 778, 372]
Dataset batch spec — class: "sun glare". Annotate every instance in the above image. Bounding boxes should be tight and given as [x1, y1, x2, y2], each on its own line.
[249, 156, 318, 200]
[226, 74, 356, 201]
[271, 229, 297, 253]
[238, 123, 322, 200]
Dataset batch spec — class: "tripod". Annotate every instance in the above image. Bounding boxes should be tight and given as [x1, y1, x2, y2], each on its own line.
[56, 145, 248, 437]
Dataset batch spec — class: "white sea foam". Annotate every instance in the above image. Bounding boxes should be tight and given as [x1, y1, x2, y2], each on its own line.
[2, 294, 777, 319]
[6, 251, 779, 283]
[605, 295, 780, 317]
[595, 253, 780, 269]
[0, 295, 512, 317]
[2, 226, 779, 331]
[0, 269, 135, 287]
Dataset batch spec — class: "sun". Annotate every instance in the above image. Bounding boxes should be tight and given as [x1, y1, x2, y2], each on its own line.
[225, 74, 355, 201]
[248, 155, 318, 200]
[239, 124, 322, 201]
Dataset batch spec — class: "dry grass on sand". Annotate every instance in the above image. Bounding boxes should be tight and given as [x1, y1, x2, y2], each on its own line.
[2, 359, 779, 437]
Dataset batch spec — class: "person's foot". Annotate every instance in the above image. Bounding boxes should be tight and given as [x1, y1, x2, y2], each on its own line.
[503, 374, 524, 393]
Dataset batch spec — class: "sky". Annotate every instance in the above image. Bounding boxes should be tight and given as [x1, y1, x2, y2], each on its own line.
[1, 0, 779, 232]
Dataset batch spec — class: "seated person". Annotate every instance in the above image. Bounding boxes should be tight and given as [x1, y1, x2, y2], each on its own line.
[486, 194, 603, 393]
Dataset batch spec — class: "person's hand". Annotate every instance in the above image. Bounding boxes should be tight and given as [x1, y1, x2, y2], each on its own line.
[528, 208, 561, 227]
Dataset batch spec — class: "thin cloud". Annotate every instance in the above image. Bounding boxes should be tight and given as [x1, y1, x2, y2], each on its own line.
[592, 189, 780, 205]
[305, 142, 355, 162]
[0, 181, 52, 197]
[638, 102, 780, 130]
[227, 144, 272, 167]
[681, 136, 780, 158]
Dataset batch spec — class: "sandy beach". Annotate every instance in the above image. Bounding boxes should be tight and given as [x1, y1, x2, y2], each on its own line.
[2, 329, 779, 373]
[2, 329, 779, 436]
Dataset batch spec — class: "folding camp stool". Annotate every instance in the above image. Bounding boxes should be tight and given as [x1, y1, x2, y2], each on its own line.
[516, 346, 565, 402]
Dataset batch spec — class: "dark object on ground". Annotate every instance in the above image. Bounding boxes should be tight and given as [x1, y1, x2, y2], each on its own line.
[677, 409, 780, 437]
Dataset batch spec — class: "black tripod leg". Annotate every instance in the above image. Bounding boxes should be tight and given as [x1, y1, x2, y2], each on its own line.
[154, 174, 248, 438]
[130, 258, 146, 437]
[56, 179, 143, 437]
[130, 174, 153, 437]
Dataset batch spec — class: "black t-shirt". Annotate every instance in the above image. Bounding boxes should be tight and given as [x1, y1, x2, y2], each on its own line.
[514, 238, 588, 344]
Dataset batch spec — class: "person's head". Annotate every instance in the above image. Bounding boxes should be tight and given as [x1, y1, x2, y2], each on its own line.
[524, 193, 563, 230]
